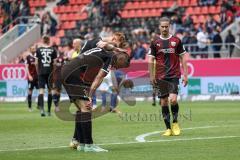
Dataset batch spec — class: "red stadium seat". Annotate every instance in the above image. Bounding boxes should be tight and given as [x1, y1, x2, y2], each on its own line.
[59, 6, 65, 13]
[182, 0, 190, 7]
[56, 29, 65, 37]
[135, 9, 142, 18]
[72, 5, 80, 12]
[201, 6, 208, 14]
[65, 6, 72, 13]
[142, 9, 150, 17]
[120, 10, 128, 18]
[30, 8, 35, 15]
[194, 7, 201, 14]
[59, 14, 68, 21]
[53, 7, 59, 13]
[160, 1, 168, 8]
[190, 0, 198, 6]
[198, 15, 206, 23]
[186, 7, 194, 15]
[129, 10, 136, 18]
[132, 1, 140, 9]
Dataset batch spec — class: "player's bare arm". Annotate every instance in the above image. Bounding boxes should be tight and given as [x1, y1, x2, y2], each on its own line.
[180, 53, 188, 87]
[35, 58, 39, 75]
[96, 40, 127, 53]
[148, 56, 156, 85]
[25, 63, 33, 81]
[88, 70, 108, 106]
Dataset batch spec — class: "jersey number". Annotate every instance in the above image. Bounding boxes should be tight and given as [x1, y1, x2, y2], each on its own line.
[41, 52, 52, 64]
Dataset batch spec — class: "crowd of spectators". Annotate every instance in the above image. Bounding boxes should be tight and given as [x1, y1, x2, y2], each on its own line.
[2, 0, 240, 62]
[0, 0, 30, 33]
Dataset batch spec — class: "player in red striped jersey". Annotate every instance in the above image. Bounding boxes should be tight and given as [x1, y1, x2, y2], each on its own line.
[148, 17, 188, 136]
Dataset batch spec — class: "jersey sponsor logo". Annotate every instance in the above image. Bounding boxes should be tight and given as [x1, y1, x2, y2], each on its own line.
[1, 66, 27, 80]
[159, 48, 175, 54]
[170, 41, 176, 47]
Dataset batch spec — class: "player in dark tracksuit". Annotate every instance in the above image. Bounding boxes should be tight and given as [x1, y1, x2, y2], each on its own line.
[36, 36, 57, 117]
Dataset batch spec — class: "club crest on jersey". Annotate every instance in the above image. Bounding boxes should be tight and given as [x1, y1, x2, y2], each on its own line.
[171, 41, 176, 47]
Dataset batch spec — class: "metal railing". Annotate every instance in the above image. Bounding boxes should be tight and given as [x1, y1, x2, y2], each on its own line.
[183, 43, 240, 58]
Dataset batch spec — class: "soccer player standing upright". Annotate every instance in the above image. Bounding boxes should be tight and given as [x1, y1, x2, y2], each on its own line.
[25, 46, 38, 112]
[35, 35, 57, 117]
[148, 17, 188, 136]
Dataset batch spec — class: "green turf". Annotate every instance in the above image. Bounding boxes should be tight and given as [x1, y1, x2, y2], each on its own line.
[0, 101, 240, 160]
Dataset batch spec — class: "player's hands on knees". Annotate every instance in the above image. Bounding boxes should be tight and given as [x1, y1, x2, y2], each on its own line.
[182, 75, 188, 87]
[28, 75, 33, 81]
[150, 77, 157, 86]
[86, 97, 92, 109]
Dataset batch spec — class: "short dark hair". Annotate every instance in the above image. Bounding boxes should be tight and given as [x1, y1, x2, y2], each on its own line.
[160, 17, 170, 23]
[42, 35, 50, 44]
[112, 53, 130, 68]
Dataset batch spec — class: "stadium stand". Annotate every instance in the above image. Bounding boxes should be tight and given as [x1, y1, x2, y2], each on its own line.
[1, 0, 240, 61]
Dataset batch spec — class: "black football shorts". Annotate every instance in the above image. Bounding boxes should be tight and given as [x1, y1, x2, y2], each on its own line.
[155, 78, 179, 98]
[28, 79, 39, 90]
[38, 74, 51, 89]
[61, 58, 90, 101]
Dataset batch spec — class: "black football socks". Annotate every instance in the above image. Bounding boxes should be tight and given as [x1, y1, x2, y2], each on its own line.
[171, 103, 179, 123]
[162, 106, 171, 129]
[47, 94, 52, 114]
[38, 94, 45, 116]
[27, 94, 32, 109]
[81, 112, 93, 144]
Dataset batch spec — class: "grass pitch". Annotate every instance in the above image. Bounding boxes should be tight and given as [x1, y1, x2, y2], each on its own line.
[0, 101, 240, 160]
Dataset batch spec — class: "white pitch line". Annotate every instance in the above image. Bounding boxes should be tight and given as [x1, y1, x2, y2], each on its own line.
[135, 125, 219, 142]
[0, 135, 240, 152]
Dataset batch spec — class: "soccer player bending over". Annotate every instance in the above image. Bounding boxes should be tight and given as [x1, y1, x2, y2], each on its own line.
[148, 17, 188, 136]
[61, 42, 130, 152]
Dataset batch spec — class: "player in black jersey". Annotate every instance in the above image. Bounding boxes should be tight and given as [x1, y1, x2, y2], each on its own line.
[25, 46, 38, 112]
[67, 32, 130, 150]
[52, 51, 66, 112]
[62, 32, 130, 152]
[35, 35, 57, 117]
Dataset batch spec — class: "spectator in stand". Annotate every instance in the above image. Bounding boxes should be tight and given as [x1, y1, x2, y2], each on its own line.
[189, 31, 198, 57]
[46, 12, 58, 36]
[197, 26, 211, 58]
[41, 12, 50, 35]
[99, 26, 113, 38]
[220, 7, 234, 30]
[10, 0, 19, 23]
[2, 12, 11, 33]
[225, 30, 236, 57]
[1, 0, 11, 16]
[182, 15, 194, 31]
[57, 0, 69, 6]
[212, 27, 222, 58]
[132, 41, 146, 60]
[79, 25, 87, 38]
[19, 0, 30, 23]
[205, 15, 218, 33]
[84, 28, 94, 40]
[182, 31, 191, 52]
[199, 0, 217, 5]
